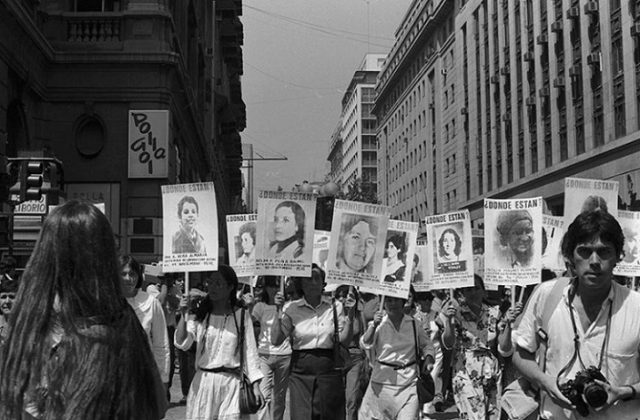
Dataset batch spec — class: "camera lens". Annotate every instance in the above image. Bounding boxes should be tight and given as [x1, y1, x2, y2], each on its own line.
[583, 383, 608, 408]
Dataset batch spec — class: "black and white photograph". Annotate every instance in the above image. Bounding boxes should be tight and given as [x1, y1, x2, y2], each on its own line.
[372, 220, 417, 299]
[614, 210, 640, 277]
[161, 182, 218, 273]
[564, 177, 619, 225]
[226, 213, 257, 277]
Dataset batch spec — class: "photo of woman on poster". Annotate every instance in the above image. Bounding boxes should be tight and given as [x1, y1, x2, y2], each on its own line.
[267, 201, 305, 260]
[172, 196, 206, 254]
[335, 214, 378, 274]
[438, 227, 462, 263]
[382, 233, 406, 283]
[236, 222, 256, 265]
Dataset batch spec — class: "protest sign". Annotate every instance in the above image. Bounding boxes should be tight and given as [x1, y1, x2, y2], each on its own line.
[162, 182, 218, 273]
[614, 210, 640, 277]
[313, 230, 331, 272]
[326, 199, 390, 290]
[564, 177, 619, 225]
[255, 191, 316, 276]
[542, 215, 565, 271]
[358, 220, 418, 299]
[128, 110, 168, 178]
[484, 198, 543, 286]
[424, 210, 474, 290]
[226, 213, 257, 277]
[412, 240, 430, 292]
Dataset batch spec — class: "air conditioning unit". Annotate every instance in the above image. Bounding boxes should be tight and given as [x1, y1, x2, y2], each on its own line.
[566, 6, 580, 19]
[429, 102, 435, 109]
[587, 52, 600, 66]
[536, 33, 548, 44]
[523, 51, 534, 61]
[539, 87, 550, 97]
[551, 20, 563, 32]
[584, 1, 598, 15]
[525, 96, 536, 106]
[553, 76, 565, 88]
[631, 22, 640, 37]
[569, 65, 581, 77]
[502, 113, 511, 121]
[500, 66, 510, 76]
[460, 107, 468, 115]
[490, 75, 499, 84]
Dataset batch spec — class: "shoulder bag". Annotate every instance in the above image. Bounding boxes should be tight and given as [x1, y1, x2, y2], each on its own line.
[412, 318, 435, 404]
[237, 308, 261, 414]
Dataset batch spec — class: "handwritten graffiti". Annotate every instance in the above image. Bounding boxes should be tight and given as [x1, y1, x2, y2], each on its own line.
[130, 112, 167, 175]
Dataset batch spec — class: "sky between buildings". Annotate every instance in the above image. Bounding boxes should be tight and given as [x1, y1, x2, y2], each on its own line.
[243, 0, 412, 204]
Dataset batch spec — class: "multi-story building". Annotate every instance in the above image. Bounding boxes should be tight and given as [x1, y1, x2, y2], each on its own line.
[0, 0, 245, 265]
[336, 53, 386, 193]
[375, 0, 640, 231]
[327, 122, 343, 186]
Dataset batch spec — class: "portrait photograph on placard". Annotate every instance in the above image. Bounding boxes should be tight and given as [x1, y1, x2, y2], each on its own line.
[226, 213, 257, 277]
[614, 210, 640, 276]
[313, 230, 331, 272]
[369, 220, 418, 299]
[161, 182, 218, 273]
[412, 240, 430, 292]
[564, 177, 619, 225]
[542, 215, 565, 271]
[255, 191, 316, 276]
[484, 198, 543, 286]
[326, 199, 390, 291]
[424, 210, 474, 290]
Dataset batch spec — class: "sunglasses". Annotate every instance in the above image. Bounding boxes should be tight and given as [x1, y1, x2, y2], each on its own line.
[575, 246, 616, 260]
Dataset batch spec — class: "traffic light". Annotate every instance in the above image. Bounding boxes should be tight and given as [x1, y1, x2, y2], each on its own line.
[25, 161, 44, 201]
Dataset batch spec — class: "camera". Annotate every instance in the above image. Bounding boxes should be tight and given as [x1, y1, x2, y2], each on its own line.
[558, 366, 608, 417]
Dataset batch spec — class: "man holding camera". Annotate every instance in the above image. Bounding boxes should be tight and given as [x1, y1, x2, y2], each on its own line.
[513, 210, 640, 419]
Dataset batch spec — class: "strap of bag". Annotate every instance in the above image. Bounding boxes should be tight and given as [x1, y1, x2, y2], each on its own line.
[238, 308, 246, 376]
[332, 298, 340, 363]
[411, 318, 421, 379]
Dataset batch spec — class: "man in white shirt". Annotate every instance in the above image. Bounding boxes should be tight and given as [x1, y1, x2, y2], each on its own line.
[514, 210, 640, 419]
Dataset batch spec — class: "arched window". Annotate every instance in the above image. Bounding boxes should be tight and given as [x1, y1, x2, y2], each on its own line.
[74, 115, 106, 158]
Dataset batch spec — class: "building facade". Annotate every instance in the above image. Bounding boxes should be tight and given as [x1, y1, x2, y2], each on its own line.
[375, 0, 640, 231]
[0, 0, 245, 264]
[335, 53, 386, 193]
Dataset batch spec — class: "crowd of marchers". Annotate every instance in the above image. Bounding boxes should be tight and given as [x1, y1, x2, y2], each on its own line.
[0, 201, 638, 420]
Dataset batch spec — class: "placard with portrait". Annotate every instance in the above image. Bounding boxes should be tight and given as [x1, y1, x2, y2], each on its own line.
[226, 213, 258, 277]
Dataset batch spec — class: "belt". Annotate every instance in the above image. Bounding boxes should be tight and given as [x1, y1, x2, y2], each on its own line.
[377, 359, 416, 370]
[199, 366, 241, 375]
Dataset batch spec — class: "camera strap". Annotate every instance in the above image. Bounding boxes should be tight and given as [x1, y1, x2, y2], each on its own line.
[556, 291, 612, 385]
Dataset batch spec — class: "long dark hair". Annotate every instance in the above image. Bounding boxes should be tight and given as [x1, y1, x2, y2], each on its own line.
[192, 265, 240, 321]
[0, 200, 162, 419]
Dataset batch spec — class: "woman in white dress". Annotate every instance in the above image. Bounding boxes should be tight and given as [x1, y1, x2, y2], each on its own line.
[120, 254, 170, 388]
[175, 265, 264, 420]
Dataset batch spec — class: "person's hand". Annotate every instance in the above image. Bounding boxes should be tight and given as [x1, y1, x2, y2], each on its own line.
[241, 293, 255, 308]
[179, 293, 190, 314]
[372, 310, 384, 327]
[274, 292, 285, 310]
[540, 375, 575, 410]
[443, 302, 457, 320]
[424, 355, 435, 372]
[591, 380, 630, 410]
[505, 302, 524, 324]
[252, 381, 265, 408]
[189, 288, 208, 298]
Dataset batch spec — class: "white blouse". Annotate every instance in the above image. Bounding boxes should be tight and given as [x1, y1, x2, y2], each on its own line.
[175, 308, 263, 384]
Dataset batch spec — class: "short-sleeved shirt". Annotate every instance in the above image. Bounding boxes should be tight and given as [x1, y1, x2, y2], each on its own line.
[281, 296, 345, 350]
[516, 279, 640, 419]
[360, 314, 434, 386]
[252, 302, 292, 355]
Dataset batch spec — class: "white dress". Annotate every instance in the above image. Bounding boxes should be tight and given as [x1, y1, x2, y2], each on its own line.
[175, 308, 263, 420]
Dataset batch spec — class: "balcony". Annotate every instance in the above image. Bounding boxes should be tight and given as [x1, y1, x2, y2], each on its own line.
[537, 33, 548, 44]
[551, 20, 563, 32]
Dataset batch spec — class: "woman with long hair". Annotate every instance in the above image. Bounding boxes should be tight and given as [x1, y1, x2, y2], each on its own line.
[382, 234, 406, 283]
[268, 201, 305, 260]
[119, 254, 170, 389]
[0, 200, 167, 419]
[175, 265, 264, 419]
[270, 265, 354, 420]
[251, 276, 291, 420]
